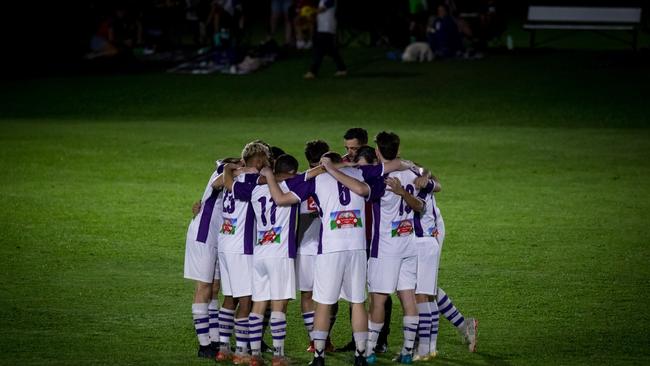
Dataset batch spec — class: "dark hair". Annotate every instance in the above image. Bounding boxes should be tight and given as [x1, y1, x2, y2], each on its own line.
[374, 131, 400, 160]
[354, 146, 377, 164]
[270, 146, 286, 161]
[322, 151, 343, 164]
[304, 140, 330, 165]
[344, 128, 368, 145]
[274, 154, 299, 174]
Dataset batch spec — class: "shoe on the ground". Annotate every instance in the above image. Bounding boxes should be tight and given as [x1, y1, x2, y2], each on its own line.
[306, 340, 315, 353]
[412, 353, 431, 362]
[262, 341, 275, 354]
[374, 342, 388, 354]
[354, 355, 368, 366]
[233, 353, 251, 365]
[334, 70, 348, 77]
[210, 341, 220, 351]
[428, 351, 438, 359]
[250, 355, 265, 366]
[198, 345, 216, 358]
[464, 318, 478, 352]
[366, 353, 377, 365]
[325, 337, 335, 353]
[303, 72, 316, 79]
[308, 356, 325, 366]
[272, 356, 289, 366]
[335, 339, 355, 353]
[216, 348, 233, 362]
[392, 353, 413, 364]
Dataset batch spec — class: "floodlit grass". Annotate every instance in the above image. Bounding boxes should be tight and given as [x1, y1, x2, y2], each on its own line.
[1, 47, 649, 365]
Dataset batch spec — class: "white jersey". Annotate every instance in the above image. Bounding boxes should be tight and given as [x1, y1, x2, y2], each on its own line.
[317, 0, 337, 34]
[218, 173, 258, 254]
[186, 165, 224, 248]
[415, 180, 444, 239]
[287, 167, 368, 254]
[240, 181, 300, 259]
[297, 196, 320, 256]
[366, 168, 422, 259]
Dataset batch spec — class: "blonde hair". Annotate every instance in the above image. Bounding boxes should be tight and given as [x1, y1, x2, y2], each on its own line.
[241, 141, 270, 163]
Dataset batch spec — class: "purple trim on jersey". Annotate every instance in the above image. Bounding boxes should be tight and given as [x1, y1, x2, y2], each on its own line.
[244, 173, 260, 184]
[244, 203, 255, 255]
[368, 176, 387, 202]
[370, 201, 381, 258]
[233, 181, 255, 201]
[288, 204, 298, 258]
[217, 163, 225, 174]
[286, 173, 315, 201]
[359, 164, 383, 182]
[414, 210, 424, 237]
[196, 189, 220, 243]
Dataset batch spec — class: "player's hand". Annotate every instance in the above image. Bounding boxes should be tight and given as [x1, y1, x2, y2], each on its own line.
[234, 166, 259, 176]
[192, 200, 201, 217]
[260, 166, 273, 177]
[385, 177, 405, 195]
[414, 176, 430, 189]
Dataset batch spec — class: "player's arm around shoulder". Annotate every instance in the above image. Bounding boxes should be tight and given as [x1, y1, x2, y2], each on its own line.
[322, 157, 370, 197]
[260, 167, 301, 206]
[386, 175, 425, 213]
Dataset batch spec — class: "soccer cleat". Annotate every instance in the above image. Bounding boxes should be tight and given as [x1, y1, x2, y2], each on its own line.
[249, 355, 265, 366]
[374, 341, 388, 354]
[272, 356, 289, 366]
[216, 348, 233, 362]
[366, 353, 377, 365]
[306, 340, 316, 353]
[325, 337, 335, 353]
[392, 353, 413, 364]
[412, 354, 431, 362]
[233, 353, 251, 365]
[464, 318, 478, 352]
[428, 351, 438, 359]
[354, 355, 368, 366]
[198, 345, 216, 358]
[308, 356, 325, 366]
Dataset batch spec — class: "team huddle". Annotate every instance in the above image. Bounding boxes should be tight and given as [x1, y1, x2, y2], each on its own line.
[184, 128, 478, 366]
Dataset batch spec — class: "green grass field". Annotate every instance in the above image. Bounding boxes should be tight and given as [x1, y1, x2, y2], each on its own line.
[1, 47, 649, 366]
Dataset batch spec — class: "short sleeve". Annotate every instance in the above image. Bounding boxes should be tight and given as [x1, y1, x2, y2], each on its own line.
[359, 164, 384, 182]
[367, 178, 386, 202]
[233, 181, 255, 201]
[418, 180, 435, 198]
[286, 173, 315, 202]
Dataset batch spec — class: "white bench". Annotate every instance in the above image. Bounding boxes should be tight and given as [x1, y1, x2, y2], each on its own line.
[523, 6, 642, 49]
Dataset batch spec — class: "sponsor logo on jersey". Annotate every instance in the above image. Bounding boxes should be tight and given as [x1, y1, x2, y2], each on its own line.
[257, 227, 282, 245]
[427, 226, 439, 237]
[391, 219, 414, 237]
[220, 217, 237, 235]
[330, 210, 362, 230]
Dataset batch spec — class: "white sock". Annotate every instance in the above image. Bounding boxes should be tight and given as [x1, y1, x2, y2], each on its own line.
[367, 321, 383, 355]
[192, 303, 210, 346]
[353, 331, 368, 357]
[312, 330, 329, 359]
[271, 312, 287, 356]
[402, 315, 419, 355]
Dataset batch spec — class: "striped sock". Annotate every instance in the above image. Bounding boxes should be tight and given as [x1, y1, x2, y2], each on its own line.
[192, 303, 210, 346]
[312, 330, 328, 359]
[271, 312, 287, 356]
[367, 321, 383, 356]
[235, 318, 249, 354]
[218, 308, 235, 347]
[353, 331, 368, 357]
[248, 313, 264, 356]
[302, 311, 315, 340]
[208, 300, 220, 344]
[437, 288, 466, 331]
[402, 315, 419, 355]
[417, 303, 432, 356]
[429, 301, 439, 353]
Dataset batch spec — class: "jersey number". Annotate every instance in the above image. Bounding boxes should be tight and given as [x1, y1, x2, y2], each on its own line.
[258, 196, 277, 225]
[338, 182, 351, 205]
[223, 190, 236, 214]
[398, 184, 415, 215]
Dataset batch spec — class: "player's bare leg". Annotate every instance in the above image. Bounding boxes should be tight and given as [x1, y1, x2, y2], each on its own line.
[193, 281, 214, 358]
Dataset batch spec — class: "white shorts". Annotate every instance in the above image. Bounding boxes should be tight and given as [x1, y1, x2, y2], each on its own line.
[184, 235, 220, 283]
[252, 257, 296, 301]
[415, 237, 441, 296]
[218, 252, 253, 298]
[296, 254, 316, 292]
[367, 255, 417, 294]
[313, 250, 367, 305]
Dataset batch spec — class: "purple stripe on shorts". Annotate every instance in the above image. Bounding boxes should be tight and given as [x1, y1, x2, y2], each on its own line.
[370, 201, 381, 258]
[244, 203, 255, 255]
[288, 204, 298, 258]
[196, 189, 219, 242]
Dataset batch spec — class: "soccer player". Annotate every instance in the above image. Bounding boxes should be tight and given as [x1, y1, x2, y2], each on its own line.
[223, 154, 302, 366]
[184, 157, 240, 358]
[213, 141, 270, 364]
[342, 127, 367, 162]
[265, 152, 371, 366]
[333, 131, 425, 364]
[297, 140, 336, 353]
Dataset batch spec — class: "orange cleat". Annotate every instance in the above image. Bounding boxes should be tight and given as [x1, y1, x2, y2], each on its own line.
[306, 340, 316, 353]
[232, 353, 251, 365]
[272, 356, 289, 366]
